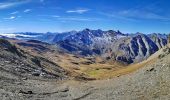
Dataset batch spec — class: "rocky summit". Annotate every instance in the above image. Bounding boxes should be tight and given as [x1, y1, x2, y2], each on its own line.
[4, 29, 168, 64]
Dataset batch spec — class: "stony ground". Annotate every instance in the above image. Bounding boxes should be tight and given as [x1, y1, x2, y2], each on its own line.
[0, 45, 170, 100]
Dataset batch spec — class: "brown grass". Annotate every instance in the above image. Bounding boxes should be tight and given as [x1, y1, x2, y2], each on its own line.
[9, 39, 162, 80]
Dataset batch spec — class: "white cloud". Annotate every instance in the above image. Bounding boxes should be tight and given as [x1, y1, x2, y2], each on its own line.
[3, 15, 21, 20]
[10, 11, 19, 14]
[0, 1, 29, 10]
[38, 15, 60, 18]
[4, 16, 16, 20]
[24, 9, 31, 13]
[118, 9, 170, 21]
[98, 12, 137, 22]
[66, 8, 90, 14]
[98, 7, 170, 22]
[52, 15, 60, 18]
[58, 17, 99, 21]
[0, 3, 15, 9]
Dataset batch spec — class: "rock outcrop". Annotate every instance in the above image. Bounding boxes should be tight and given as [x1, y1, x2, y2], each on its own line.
[0, 29, 168, 64]
[0, 39, 67, 80]
[57, 30, 168, 64]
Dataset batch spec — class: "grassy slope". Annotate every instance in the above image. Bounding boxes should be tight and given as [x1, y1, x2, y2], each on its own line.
[10, 39, 170, 80]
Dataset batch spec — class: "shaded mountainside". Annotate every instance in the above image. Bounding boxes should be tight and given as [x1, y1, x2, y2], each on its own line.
[0, 29, 168, 64]
[57, 29, 167, 64]
[111, 34, 166, 63]
[0, 32, 170, 100]
[6, 39, 129, 80]
[57, 29, 128, 55]
[0, 39, 67, 80]
[66, 44, 170, 100]
[0, 42, 169, 100]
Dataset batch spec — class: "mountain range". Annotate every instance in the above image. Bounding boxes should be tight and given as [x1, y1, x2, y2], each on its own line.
[0, 29, 170, 100]
[0, 29, 168, 64]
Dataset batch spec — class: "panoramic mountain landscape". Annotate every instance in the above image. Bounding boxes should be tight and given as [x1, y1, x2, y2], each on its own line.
[0, 0, 170, 100]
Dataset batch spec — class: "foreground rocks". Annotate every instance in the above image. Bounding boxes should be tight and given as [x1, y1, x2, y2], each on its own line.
[0, 47, 170, 100]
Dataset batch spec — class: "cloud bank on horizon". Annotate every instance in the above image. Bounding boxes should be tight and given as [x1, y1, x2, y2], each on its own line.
[0, 0, 170, 34]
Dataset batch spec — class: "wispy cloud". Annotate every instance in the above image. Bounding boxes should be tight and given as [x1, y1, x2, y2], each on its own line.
[0, 3, 14, 9]
[38, 15, 60, 18]
[99, 6, 170, 22]
[66, 8, 90, 14]
[97, 1, 170, 22]
[37, 16, 99, 22]
[0, 0, 30, 10]
[4, 16, 21, 20]
[4, 16, 16, 20]
[98, 12, 138, 22]
[58, 17, 99, 21]
[118, 9, 170, 21]
[10, 11, 19, 15]
[24, 9, 32, 13]
[52, 15, 60, 18]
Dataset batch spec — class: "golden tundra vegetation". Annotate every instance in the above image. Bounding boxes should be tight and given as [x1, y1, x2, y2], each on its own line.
[10, 39, 169, 80]
[1, 38, 170, 100]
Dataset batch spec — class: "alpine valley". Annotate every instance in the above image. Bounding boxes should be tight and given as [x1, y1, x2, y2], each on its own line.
[0, 29, 170, 100]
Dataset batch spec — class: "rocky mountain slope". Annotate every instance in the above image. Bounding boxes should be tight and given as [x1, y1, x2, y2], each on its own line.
[1, 29, 168, 64]
[0, 39, 169, 100]
[0, 31, 169, 100]
[0, 39, 67, 80]
[65, 44, 170, 100]
[57, 29, 168, 64]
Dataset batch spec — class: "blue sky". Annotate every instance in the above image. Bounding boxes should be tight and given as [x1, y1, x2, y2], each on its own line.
[0, 0, 170, 34]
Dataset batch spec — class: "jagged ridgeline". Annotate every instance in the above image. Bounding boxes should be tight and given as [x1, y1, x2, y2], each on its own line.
[55, 29, 168, 64]
[0, 29, 168, 64]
